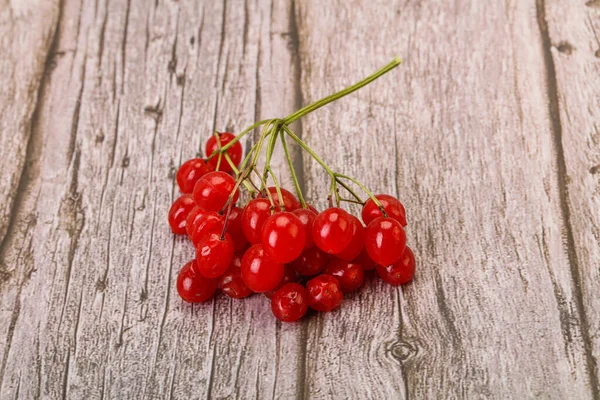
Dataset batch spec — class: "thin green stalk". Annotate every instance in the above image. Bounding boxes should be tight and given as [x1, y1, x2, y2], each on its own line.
[335, 173, 388, 216]
[207, 119, 271, 160]
[280, 130, 306, 208]
[283, 57, 401, 125]
[267, 168, 285, 211]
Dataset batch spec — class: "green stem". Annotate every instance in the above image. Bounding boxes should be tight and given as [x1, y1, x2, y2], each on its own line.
[207, 119, 271, 160]
[280, 130, 307, 208]
[283, 56, 401, 125]
[262, 123, 281, 188]
[267, 168, 285, 211]
[335, 173, 388, 217]
[224, 153, 254, 194]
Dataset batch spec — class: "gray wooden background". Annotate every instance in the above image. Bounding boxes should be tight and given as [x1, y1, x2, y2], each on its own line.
[1, 0, 599, 399]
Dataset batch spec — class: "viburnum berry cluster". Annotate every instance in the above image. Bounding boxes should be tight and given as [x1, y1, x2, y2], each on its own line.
[168, 57, 415, 322]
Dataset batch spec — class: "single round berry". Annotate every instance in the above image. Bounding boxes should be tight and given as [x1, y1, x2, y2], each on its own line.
[271, 283, 309, 322]
[376, 246, 416, 286]
[354, 249, 377, 271]
[168, 194, 196, 235]
[312, 208, 354, 254]
[324, 259, 365, 293]
[191, 211, 225, 246]
[261, 212, 306, 264]
[219, 256, 253, 299]
[264, 264, 298, 299]
[241, 244, 285, 293]
[362, 194, 407, 227]
[226, 205, 248, 252]
[292, 208, 317, 249]
[364, 217, 406, 266]
[176, 158, 213, 194]
[196, 232, 235, 278]
[241, 198, 274, 244]
[306, 274, 343, 312]
[205, 132, 243, 173]
[336, 214, 365, 261]
[267, 187, 301, 211]
[186, 206, 206, 238]
[290, 247, 329, 276]
[176, 260, 218, 302]
[193, 171, 239, 212]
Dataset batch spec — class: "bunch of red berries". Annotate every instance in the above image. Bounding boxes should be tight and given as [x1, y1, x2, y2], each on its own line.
[168, 57, 415, 322]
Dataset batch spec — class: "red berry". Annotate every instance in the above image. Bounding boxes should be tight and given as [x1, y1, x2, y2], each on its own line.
[324, 259, 365, 293]
[185, 206, 205, 238]
[261, 212, 306, 264]
[271, 283, 309, 322]
[365, 217, 406, 266]
[306, 274, 343, 312]
[241, 198, 274, 244]
[205, 132, 243, 173]
[193, 171, 239, 212]
[264, 264, 298, 299]
[336, 215, 365, 261]
[219, 256, 253, 299]
[226, 206, 248, 252]
[312, 208, 354, 254]
[176, 260, 218, 302]
[376, 246, 416, 286]
[168, 194, 196, 235]
[290, 247, 329, 276]
[190, 211, 225, 246]
[241, 244, 285, 292]
[362, 194, 407, 227]
[196, 232, 234, 278]
[176, 158, 213, 193]
[292, 208, 317, 249]
[354, 249, 377, 271]
[267, 187, 301, 211]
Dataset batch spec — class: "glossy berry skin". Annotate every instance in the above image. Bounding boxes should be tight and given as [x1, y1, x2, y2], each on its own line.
[185, 206, 205, 238]
[241, 244, 285, 293]
[219, 256, 253, 299]
[312, 208, 354, 255]
[176, 260, 219, 303]
[336, 215, 365, 261]
[365, 217, 406, 266]
[376, 246, 416, 286]
[261, 212, 306, 264]
[354, 249, 377, 271]
[193, 171, 239, 212]
[324, 259, 365, 293]
[205, 132, 243, 173]
[196, 232, 235, 278]
[271, 283, 309, 322]
[168, 194, 196, 235]
[292, 208, 317, 249]
[267, 187, 301, 211]
[241, 198, 274, 244]
[177, 158, 213, 194]
[191, 211, 225, 246]
[264, 264, 298, 299]
[290, 247, 329, 276]
[306, 274, 343, 312]
[226, 206, 247, 252]
[362, 194, 407, 227]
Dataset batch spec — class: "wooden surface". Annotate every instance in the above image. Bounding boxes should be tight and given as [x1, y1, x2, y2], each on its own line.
[0, 0, 598, 399]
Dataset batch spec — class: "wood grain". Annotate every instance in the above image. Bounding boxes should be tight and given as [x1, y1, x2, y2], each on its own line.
[294, 0, 598, 398]
[541, 0, 600, 395]
[0, 0, 598, 398]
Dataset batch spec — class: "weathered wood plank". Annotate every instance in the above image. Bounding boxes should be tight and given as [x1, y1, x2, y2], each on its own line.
[0, 0, 58, 256]
[0, 0, 302, 398]
[541, 0, 600, 394]
[294, 0, 595, 397]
